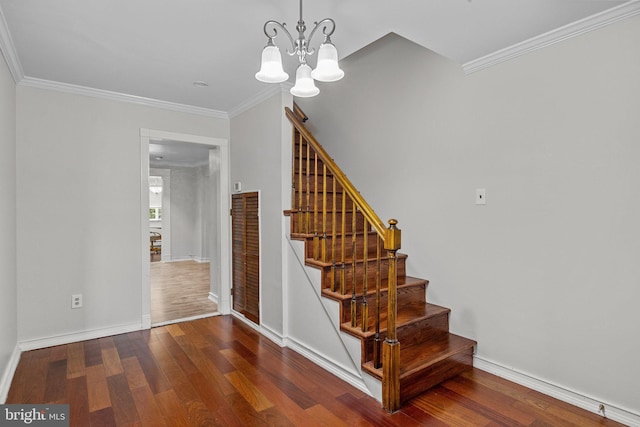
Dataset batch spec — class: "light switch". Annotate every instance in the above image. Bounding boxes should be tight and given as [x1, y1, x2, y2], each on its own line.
[476, 188, 486, 205]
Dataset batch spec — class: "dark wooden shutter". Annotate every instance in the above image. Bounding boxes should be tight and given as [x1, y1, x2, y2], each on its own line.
[232, 192, 260, 324]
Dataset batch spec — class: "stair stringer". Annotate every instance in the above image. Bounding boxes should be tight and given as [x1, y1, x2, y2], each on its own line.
[285, 231, 382, 401]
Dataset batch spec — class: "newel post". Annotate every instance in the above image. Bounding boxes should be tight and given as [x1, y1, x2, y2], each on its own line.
[382, 219, 401, 412]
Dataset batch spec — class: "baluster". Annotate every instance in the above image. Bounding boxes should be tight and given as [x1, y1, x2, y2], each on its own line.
[361, 217, 369, 332]
[312, 151, 320, 259]
[290, 129, 296, 228]
[305, 140, 311, 233]
[331, 174, 337, 292]
[297, 134, 304, 234]
[340, 190, 347, 295]
[321, 163, 328, 262]
[350, 200, 357, 327]
[374, 234, 382, 368]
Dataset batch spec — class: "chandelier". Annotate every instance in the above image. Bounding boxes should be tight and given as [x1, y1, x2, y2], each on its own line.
[149, 176, 163, 194]
[255, 0, 344, 97]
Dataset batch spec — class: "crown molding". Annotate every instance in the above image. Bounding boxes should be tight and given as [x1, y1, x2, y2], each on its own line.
[18, 76, 229, 119]
[0, 4, 24, 82]
[463, 0, 640, 74]
[228, 83, 293, 119]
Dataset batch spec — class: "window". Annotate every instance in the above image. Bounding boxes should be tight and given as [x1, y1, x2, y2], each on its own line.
[149, 207, 162, 221]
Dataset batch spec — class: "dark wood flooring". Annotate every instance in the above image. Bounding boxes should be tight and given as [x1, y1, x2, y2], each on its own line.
[6, 315, 624, 426]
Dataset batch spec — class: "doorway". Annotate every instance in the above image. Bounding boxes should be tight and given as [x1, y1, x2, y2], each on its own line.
[140, 129, 231, 329]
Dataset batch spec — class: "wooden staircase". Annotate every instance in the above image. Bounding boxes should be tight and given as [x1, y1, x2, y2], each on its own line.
[284, 104, 476, 411]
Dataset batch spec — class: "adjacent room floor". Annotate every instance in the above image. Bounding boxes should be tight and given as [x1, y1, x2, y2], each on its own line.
[150, 260, 218, 324]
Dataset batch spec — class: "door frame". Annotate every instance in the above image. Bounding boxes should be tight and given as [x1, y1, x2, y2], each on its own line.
[140, 128, 231, 329]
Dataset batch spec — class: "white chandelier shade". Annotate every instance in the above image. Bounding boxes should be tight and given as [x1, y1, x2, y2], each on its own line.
[255, 45, 289, 83]
[256, 0, 344, 97]
[290, 64, 319, 98]
[311, 42, 344, 82]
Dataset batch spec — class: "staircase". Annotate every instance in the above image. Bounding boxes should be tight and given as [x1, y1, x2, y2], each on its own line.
[284, 104, 476, 411]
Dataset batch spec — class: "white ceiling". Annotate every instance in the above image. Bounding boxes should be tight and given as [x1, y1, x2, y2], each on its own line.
[1, 0, 638, 115]
[150, 140, 211, 168]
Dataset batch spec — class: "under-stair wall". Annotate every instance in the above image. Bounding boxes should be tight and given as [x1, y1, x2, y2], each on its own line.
[284, 217, 381, 400]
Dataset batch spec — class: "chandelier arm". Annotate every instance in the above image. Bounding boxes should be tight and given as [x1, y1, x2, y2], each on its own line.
[263, 20, 297, 55]
[307, 18, 336, 52]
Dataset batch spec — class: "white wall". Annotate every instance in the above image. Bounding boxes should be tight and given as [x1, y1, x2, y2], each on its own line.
[170, 166, 203, 260]
[298, 16, 640, 416]
[149, 185, 162, 207]
[0, 52, 17, 401]
[16, 85, 228, 343]
[230, 92, 286, 334]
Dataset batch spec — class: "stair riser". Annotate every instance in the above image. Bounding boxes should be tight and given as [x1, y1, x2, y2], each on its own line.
[340, 283, 427, 325]
[292, 158, 333, 175]
[319, 256, 407, 291]
[399, 350, 474, 404]
[293, 173, 341, 193]
[361, 312, 449, 363]
[290, 210, 367, 235]
[305, 232, 381, 262]
[395, 314, 450, 347]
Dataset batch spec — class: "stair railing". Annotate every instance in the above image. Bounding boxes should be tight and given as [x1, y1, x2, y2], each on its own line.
[286, 104, 402, 412]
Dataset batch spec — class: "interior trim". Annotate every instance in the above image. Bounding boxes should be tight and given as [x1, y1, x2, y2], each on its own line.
[228, 83, 293, 119]
[0, 344, 20, 403]
[18, 322, 143, 352]
[464, 1, 640, 73]
[0, 5, 23, 82]
[474, 355, 640, 426]
[18, 76, 228, 119]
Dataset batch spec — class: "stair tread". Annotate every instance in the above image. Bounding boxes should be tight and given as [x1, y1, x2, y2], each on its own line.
[289, 229, 377, 239]
[306, 252, 408, 268]
[362, 332, 476, 379]
[341, 301, 450, 338]
[322, 275, 425, 301]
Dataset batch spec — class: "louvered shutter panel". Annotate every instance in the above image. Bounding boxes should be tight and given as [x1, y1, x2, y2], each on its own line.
[231, 192, 260, 323]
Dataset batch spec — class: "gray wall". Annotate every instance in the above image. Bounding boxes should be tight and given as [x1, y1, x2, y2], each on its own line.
[230, 92, 287, 334]
[16, 85, 228, 342]
[298, 16, 640, 415]
[170, 165, 209, 261]
[0, 52, 17, 400]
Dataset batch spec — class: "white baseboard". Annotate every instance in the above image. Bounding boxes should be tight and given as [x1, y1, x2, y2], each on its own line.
[229, 311, 285, 347]
[142, 314, 151, 329]
[151, 312, 220, 328]
[285, 336, 371, 397]
[258, 323, 286, 348]
[474, 356, 640, 427]
[18, 322, 144, 352]
[168, 256, 210, 263]
[0, 345, 21, 403]
[208, 292, 218, 305]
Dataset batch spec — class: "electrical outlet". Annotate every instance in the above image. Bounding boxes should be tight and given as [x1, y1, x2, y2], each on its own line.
[71, 294, 83, 309]
[476, 188, 486, 205]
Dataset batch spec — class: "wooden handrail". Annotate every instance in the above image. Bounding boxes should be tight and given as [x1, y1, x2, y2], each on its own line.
[285, 107, 387, 239]
[286, 103, 401, 413]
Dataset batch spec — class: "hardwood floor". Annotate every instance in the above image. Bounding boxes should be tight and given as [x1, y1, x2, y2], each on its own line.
[7, 316, 625, 427]
[151, 260, 218, 324]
